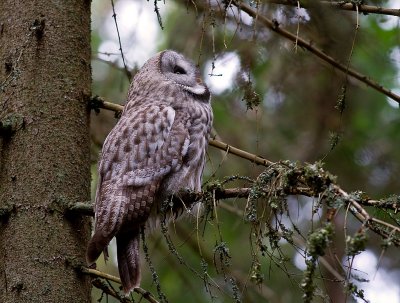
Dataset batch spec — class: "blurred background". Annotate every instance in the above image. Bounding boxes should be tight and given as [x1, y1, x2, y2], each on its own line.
[90, 1, 400, 302]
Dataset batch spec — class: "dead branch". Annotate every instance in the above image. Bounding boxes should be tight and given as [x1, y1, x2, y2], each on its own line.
[230, 0, 400, 105]
[266, 0, 400, 17]
[81, 267, 159, 303]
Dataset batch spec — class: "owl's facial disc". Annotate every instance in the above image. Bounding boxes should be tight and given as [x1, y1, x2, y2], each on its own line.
[160, 50, 210, 99]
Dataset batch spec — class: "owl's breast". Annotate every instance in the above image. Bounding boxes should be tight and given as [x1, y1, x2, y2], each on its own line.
[160, 100, 212, 195]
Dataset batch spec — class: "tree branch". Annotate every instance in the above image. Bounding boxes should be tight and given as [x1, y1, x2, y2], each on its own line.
[67, 186, 399, 214]
[209, 138, 274, 166]
[0, 113, 24, 137]
[335, 186, 400, 242]
[230, 0, 400, 105]
[90, 95, 124, 117]
[91, 278, 132, 303]
[70, 185, 400, 246]
[81, 267, 159, 303]
[266, 0, 400, 17]
[66, 202, 94, 216]
[88, 98, 400, 204]
[90, 97, 273, 166]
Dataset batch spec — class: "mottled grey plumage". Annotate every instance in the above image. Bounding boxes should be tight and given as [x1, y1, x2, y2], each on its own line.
[86, 50, 213, 293]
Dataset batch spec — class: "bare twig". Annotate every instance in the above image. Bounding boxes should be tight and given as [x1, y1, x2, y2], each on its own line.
[92, 278, 132, 303]
[230, 0, 400, 105]
[90, 96, 124, 116]
[93, 56, 131, 75]
[153, 0, 164, 29]
[209, 138, 273, 166]
[266, 0, 400, 17]
[110, 0, 132, 81]
[336, 186, 400, 240]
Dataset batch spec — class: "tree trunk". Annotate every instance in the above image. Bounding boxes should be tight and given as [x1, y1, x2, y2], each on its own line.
[0, 0, 92, 302]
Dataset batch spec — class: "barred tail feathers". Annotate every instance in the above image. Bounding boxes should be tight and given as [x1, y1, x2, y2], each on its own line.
[87, 184, 128, 264]
[116, 230, 141, 293]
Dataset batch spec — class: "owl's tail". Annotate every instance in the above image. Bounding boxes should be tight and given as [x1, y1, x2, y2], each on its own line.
[116, 230, 141, 294]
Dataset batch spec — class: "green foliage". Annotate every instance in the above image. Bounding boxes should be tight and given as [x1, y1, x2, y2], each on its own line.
[301, 223, 334, 302]
[307, 223, 334, 258]
[335, 84, 346, 115]
[213, 241, 231, 268]
[346, 230, 369, 257]
[250, 261, 264, 285]
[345, 282, 368, 303]
[241, 79, 261, 110]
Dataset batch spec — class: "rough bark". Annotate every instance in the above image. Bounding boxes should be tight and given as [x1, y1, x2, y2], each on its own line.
[0, 0, 92, 302]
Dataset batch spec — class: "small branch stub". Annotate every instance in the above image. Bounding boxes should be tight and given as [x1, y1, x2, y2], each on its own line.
[0, 113, 24, 137]
[31, 18, 45, 39]
[89, 95, 123, 118]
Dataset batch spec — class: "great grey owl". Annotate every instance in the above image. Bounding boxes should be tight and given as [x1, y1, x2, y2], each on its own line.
[86, 50, 213, 293]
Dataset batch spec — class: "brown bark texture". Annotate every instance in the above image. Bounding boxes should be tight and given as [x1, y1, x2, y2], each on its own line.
[0, 0, 92, 302]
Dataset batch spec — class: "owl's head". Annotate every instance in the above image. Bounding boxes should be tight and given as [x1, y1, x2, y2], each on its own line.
[130, 50, 210, 103]
[159, 50, 209, 99]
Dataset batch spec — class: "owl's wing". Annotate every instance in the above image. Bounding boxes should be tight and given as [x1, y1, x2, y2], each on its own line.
[100, 104, 190, 187]
[87, 104, 190, 264]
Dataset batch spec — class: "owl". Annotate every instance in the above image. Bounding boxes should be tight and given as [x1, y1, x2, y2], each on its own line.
[86, 50, 213, 293]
